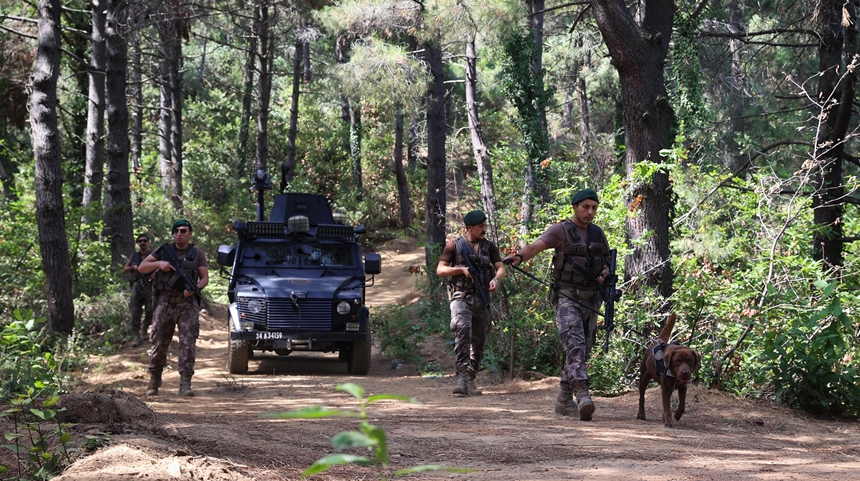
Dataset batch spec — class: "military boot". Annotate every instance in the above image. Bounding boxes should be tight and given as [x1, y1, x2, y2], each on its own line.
[467, 379, 483, 396]
[131, 332, 142, 347]
[178, 371, 195, 397]
[146, 370, 162, 396]
[452, 372, 468, 395]
[554, 384, 578, 416]
[573, 381, 595, 421]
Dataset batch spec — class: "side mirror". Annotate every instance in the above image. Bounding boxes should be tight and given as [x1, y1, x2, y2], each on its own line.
[217, 245, 236, 266]
[364, 253, 381, 275]
[354, 225, 367, 235]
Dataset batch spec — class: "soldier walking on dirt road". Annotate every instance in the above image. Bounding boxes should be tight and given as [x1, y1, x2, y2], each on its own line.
[139, 219, 209, 397]
[504, 189, 611, 421]
[436, 210, 506, 396]
[122, 233, 154, 347]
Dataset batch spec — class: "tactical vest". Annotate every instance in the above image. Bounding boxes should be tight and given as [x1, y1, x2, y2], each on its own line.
[131, 251, 150, 286]
[450, 237, 495, 294]
[154, 244, 200, 295]
[551, 220, 607, 289]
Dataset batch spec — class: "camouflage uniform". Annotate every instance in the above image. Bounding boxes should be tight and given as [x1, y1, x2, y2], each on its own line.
[129, 277, 153, 334]
[147, 244, 208, 376]
[539, 220, 609, 388]
[149, 300, 199, 374]
[450, 291, 493, 378]
[440, 237, 501, 383]
[125, 251, 153, 341]
[554, 291, 601, 385]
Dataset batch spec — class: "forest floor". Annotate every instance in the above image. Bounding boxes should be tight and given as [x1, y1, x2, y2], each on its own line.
[12, 240, 859, 481]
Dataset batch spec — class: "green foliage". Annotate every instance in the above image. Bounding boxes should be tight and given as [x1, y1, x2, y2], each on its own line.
[0, 387, 77, 480]
[73, 291, 135, 355]
[670, 8, 708, 129]
[374, 298, 448, 367]
[498, 29, 553, 202]
[0, 311, 77, 402]
[761, 282, 860, 416]
[266, 383, 474, 479]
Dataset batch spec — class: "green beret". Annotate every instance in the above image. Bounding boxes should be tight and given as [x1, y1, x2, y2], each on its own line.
[172, 219, 192, 231]
[571, 188, 599, 205]
[463, 210, 487, 226]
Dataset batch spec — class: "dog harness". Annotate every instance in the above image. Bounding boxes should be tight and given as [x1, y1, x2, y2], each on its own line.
[651, 342, 678, 378]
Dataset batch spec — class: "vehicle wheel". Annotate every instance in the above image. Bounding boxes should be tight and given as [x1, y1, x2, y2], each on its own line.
[227, 338, 250, 374]
[227, 319, 250, 374]
[248, 344, 254, 359]
[346, 332, 371, 375]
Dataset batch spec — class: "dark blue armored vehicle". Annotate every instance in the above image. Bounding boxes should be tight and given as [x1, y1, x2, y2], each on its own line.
[217, 192, 381, 375]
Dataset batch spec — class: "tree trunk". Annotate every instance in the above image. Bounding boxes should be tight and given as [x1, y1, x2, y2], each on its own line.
[302, 20, 312, 83]
[592, 0, 675, 300]
[424, 40, 447, 264]
[336, 35, 351, 123]
[255, 3, 271, 171]
[284, 37, 301, 187]
[169, 35, 183, 212]
[726, 0, 746, 172]
[0, 159, 16, 200]
[157, 55, 172, 192]
[104, 0, 134, 276]
[349, 104, 363, 199]
[82, 0, 106, 228]
[812, 0, 856, 269]
[576, 41, 594, 172]
[407, 115, 419, 170]
[465, 33, 497, 227]
[31, 0, 75, 335]
[237, 15, 257, 179]
[130, 35, 143, 180]
[394, 108, 412, 227]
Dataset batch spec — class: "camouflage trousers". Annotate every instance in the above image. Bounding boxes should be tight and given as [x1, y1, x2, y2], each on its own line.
[554, 293, 601, 387]
[449, 291, 492, 379]
[148, 296, 200, 375]
[129, 282, 153, 333]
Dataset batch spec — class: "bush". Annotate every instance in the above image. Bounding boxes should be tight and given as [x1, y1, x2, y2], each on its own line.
[761, 281, 860, 417]
[0, 311, 77, 401]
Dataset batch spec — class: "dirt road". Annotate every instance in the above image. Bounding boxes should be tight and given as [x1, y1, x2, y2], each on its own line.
[54, 245, 860, 481]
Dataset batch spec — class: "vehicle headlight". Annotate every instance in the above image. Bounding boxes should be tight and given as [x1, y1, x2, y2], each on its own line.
[336, 301, 352, 315]
[247, 299, 265, 314]
[240, 321, 254, 331]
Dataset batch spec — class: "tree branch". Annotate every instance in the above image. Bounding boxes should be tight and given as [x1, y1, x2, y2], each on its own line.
[673, 141, 813, 228]
[529, 1, 590, 17]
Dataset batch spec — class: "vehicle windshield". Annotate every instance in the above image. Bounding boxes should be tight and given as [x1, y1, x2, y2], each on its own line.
[241, 239, 355, 268]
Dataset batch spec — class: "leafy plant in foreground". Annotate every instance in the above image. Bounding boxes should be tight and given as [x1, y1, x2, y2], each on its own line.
[266, 383, 474, 479]
[0, 387, 77, 480]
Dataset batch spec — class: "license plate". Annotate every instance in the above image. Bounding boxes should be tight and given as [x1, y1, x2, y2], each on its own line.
[255, 331, 283, 340]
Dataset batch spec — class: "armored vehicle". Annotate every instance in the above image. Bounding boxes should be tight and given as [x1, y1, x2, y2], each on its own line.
[217, 192, 381, 375]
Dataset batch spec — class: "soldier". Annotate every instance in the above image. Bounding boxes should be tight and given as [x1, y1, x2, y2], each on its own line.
[121, 233, 154, 347]
[139, 219, 209, 397]
[436, 210, 506, 396]
[504, 189, 610, 421]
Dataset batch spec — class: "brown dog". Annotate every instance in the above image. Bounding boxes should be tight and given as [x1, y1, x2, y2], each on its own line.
[636, 313, 701, 428]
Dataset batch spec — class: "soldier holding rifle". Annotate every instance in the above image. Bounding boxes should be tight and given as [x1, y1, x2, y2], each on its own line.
[437, 210, 506, 396]
[504, 189, 612, 421]
[139, 219, 209, 397]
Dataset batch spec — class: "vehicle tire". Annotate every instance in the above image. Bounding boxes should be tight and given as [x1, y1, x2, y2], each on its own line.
[227, 318, 250, 374]
[346, 332, 371, 375]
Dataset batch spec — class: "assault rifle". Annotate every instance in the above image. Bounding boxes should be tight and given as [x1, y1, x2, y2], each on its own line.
[161, 244, 202, 306]
[599, 249, 622, 353]
[454, 237, 493, 314]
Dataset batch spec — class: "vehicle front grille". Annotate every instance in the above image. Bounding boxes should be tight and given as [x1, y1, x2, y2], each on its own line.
[266, 298, 332, 330]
